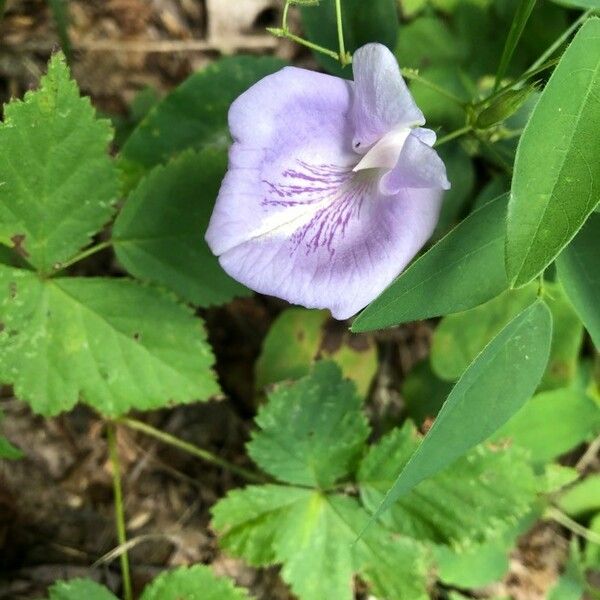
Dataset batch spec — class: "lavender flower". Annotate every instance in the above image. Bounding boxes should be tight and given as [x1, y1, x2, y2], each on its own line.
[206, 43, 450, 319]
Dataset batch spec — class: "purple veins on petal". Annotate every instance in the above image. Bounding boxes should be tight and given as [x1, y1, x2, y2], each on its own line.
[205, 43, 450, 320]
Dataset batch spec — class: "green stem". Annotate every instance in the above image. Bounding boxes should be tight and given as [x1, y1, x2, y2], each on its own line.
[334, 0, 349, 66]
[528, 8, 594, 72]
[119, 417, 266, 483]
[547, 507, 600, 545]
[107, 423, 133, 600]
[401, 69, 465, 106]
[52, 239, 112, 273]
[434, 125, 472, 147]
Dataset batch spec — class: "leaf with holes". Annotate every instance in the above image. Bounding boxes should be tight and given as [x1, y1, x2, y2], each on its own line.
[506, 18, 600, 286]
[357, 422, 538, 547]
[0, 265, 219, 416]
[248, 361, 369, 488]
[212, 486, 427, 600]
[113, 149, 249, 307]
[0, 53, 118, 273]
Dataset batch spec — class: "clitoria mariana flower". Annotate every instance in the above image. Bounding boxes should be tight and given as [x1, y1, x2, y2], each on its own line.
[206, 43, 450, 319]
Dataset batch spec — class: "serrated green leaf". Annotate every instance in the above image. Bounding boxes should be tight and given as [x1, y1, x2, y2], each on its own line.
[506, 18, 600, 286]
[557, 213, 600, 348]
[431, 282, 582, 390]
[120, 56, 286, 178]
[255, 308, 376, 396]
[0, 53, 118, 273]
[0, 265, 218, 416]
[212, 486, 427, 600]
[113, 149, 248, 307]
[494, 388, 600, 463]
[372, 300, 552, 516]
[47, 579, 118, 600]
[352, 195, 508, 332]
[300, 0, 399, 77]
[248, 362, 369, 488]
[358, 423, 538, 547]
[140, 565, 250, 600]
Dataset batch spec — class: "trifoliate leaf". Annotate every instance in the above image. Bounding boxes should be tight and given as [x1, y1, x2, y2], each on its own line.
[113, 149, 248, 307]
[212, 485, 427, 600]
[357, 423, 538, 547]
[0, 265, 219, 416]
[0, 53, 118, 273]
[47, 579, 118, 600]
[248, 362, 369, 488]
[255, 308, 377, 396]
[140, 565, 251, 600]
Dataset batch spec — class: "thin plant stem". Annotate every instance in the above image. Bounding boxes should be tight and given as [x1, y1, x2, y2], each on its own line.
[547, 507, 600, 545]
[107, 423, 133, 600]
[528, 8, 594, 72]
[119, 417, 266, 483]
[53, 239, 112, 273]
[401, 70, 465, 106]
[434, 125, 472, 148]
[334, 0, 350, 66]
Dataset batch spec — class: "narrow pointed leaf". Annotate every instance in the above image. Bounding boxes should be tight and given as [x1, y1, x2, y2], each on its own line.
[556, 213, 600, 347]
[506, 18, 600, 286]
[352, 195, 508, 332]
[372, 300, 552, 518]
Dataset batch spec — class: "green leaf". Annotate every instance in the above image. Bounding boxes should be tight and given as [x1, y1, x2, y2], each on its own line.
[0, 408, 22, 459]
[358, 423, 538, 547]
[394, 16, 466, 71]
[248, 362, 369, 488]
[558, 474, 600, 518]
[494, 388, 600, 463]
[255, 308, 377, 396]
[300, 0, 399, 77]
[120, 56, 286, 176]
[372, 300, 552, 516]
[0, 53, 118, 273]
[494, 0, 538, 90]
[548, 543, 587, 600]
[352, 195, 509, 332]
[551, 0, 600, 9]
[506, 18, 600, 286]
[431, 282, 582, 390]
[212, 486, 427, 600]
[557, 213, 600, 347]
[401, 360, 452, 426]
[0, 265, 219, 416]
[140, 566, 251, 600]
[113, 149, 248, 307]
[47, 579, 118, 600]
[435, 142, 476, 234]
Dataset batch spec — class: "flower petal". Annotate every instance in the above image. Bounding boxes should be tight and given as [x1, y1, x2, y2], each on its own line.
[380, 133, 451, 194]
[205, 66, 354, 256]
[351, 44, 425, 152]
[216, 185, 443, 319]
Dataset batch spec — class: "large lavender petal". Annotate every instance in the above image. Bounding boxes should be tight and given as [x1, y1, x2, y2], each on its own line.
[216, 185, 443, 319]
[380, 133, 450, 194]
[351, 44, 425, 151]
[205, 67, 355, 256]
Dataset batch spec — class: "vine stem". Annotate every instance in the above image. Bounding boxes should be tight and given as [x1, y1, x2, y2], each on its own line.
[547, 507, 600, 546]
[401, 69, 465, 105]
[334, 0, 350, 66]
[53, 239, 112, 273]
[529, 8, 594, 72]
[119, 417, 266, 483]
[434, 125, 472, 148]
[107, 423, 133, 600]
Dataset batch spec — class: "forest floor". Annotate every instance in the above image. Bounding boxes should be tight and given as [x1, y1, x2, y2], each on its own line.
[0, 1, 586, 599]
